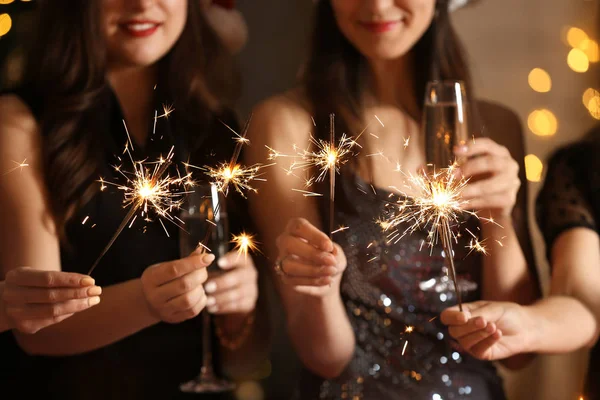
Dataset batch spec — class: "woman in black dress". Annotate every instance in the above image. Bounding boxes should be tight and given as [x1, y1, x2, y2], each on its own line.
[443, 130, 600, 398]
[246, 0, 539, 399]
[0, 1, 264, 398]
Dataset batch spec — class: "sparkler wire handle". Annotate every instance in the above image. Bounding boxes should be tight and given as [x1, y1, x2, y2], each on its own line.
[87, 206, 139, 275]
[439, 219, 463, 312]
[328, 113, 336, 240]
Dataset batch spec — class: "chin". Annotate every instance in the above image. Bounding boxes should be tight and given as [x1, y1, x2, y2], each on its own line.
[362, 45, 412, 61]
[116, 50, 166, 69]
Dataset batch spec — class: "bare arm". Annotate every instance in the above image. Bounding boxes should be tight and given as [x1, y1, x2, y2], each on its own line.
[530, 228, 600, 351]
[244, 96, 354, 379]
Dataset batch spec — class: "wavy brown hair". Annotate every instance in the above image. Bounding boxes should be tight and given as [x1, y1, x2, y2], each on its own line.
[304, 0, 479, 145]
[21, 0, 239, 235]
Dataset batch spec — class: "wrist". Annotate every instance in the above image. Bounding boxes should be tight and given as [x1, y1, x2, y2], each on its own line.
[521, 304, 543, 353]
[136, 279, 161, 325]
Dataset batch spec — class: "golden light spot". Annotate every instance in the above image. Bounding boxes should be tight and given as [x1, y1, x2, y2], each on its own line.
[528, 68, 552, 93]
[579, 39, 600, 63]
[566, 27, 589, 48]
[583, 88, 599, 107]
[0, 13, 12, 37]
[524, 154, 544, 183]
[0, 0, 15, 4]
[568, 48, 590, 73]
[527, 109, 558, 137]
[587, 95, 600, 120]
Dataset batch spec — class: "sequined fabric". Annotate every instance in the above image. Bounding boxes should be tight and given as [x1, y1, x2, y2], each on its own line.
[297, 171, 505, 400]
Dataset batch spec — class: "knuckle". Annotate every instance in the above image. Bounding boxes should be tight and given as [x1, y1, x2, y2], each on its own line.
[167, 263, 179, 280]
[43, 271, 55, 287]
[5, 269, 17, 283]
[179, 278, 193, 292]
[293, 218, 308, 234]
[47, 290, 59, 302]
[181, 295, 195, 309]
[51, 305, 63, 317]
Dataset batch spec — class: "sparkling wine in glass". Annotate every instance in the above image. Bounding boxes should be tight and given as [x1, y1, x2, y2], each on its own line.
[420, 80, 478, 296]
[179, 183, 236, 393]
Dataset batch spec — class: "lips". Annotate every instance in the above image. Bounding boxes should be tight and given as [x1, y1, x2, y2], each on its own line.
[359, 20, 402, 34]
[120, 20, 161, 38]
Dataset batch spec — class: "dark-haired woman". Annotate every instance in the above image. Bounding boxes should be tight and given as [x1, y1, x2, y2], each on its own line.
[246, 1, 538, 399]
[0, 1, 263, 398]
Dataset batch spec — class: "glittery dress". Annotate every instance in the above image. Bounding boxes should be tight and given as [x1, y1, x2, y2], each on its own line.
[297, 171, 506, 400]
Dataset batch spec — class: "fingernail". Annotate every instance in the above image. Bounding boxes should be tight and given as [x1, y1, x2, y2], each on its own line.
[320, 253, 335, 263]
[217, 258, 228, 268]
[206, 296, 216, 306]
[455, 145, 468, 154]
[81, 277, 95, 286]
[207, 305, 218, 313]
[88, 296, 101, 306]
[204, 281, 217, 294]
[87, 286, 102, 296]
[324, 266, 338, 275]
[201, 254, 215, 264]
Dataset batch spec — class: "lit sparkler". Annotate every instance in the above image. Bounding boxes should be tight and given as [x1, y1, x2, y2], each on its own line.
[267, 114, 363, 238]
[231, 232, 259, 260]
[379, 164, 496, 311]
[88, 141, 192, 275]
[186, 117, 272, 197]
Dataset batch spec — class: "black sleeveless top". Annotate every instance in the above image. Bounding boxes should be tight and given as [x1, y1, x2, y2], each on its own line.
[0, 87, 246, 400]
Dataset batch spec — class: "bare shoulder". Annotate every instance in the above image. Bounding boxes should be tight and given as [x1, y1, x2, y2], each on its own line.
[0, 94, 40, 157]
[248, 88, 314, 146]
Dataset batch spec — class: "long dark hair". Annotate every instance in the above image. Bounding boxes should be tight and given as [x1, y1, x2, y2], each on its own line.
[304, 0, 479, 146]
[22, 0, 239, 234]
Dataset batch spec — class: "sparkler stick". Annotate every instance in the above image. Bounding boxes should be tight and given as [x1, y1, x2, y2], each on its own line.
[440, 219, 463, 311]
[88, 144, 191, 275]
[267, 114, 363, 237]
[328, 114, 336, 240]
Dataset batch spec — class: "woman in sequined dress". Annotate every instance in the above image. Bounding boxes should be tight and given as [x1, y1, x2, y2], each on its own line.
[246, 0, 539, 399]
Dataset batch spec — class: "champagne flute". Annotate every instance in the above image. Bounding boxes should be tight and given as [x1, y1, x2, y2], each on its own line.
[179, 183, 236, 393]
[419, 80, 478, 297]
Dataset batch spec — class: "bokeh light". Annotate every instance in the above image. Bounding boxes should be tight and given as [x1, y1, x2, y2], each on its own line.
[566, 27, 589, 48]
[528, 68, 552, 93]
[0, 13, 11, 37]
[579, 39, 600, 63]
[524, 154, 544, 183]
[568, 48, 590, 73]
[235, 381, 264, 400]
[527, 109, 558, 137]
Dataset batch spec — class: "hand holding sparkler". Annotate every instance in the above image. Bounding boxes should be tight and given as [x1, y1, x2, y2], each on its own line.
[140, 249, 214, 324]
[1, 268, 101, 334]
[273, 218, 346, 297]
[441, 300, 533, 361]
